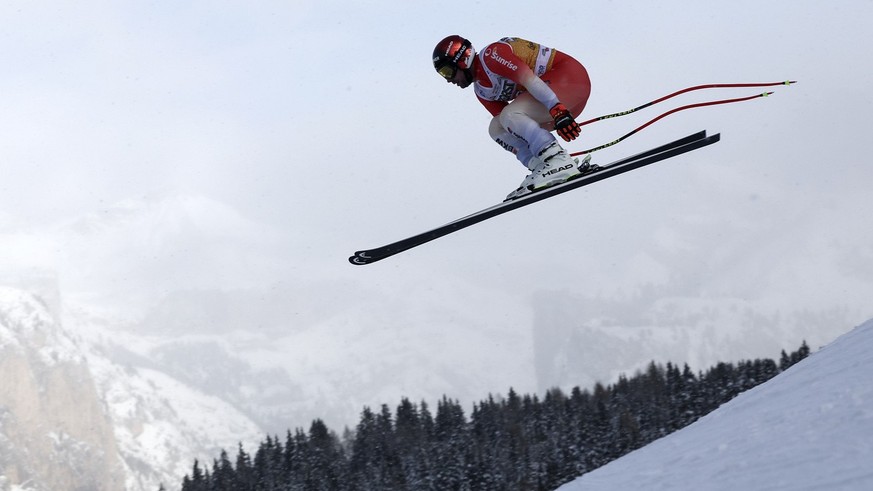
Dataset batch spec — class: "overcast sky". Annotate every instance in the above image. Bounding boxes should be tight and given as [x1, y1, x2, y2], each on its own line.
[2, 2, 872, 344]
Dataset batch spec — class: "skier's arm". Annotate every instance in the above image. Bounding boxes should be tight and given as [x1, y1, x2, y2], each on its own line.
[484, 46, 580, 140]
[514, 69, 583, 141]
[484, 46, 560, 110]
[516, 70, 560, 110]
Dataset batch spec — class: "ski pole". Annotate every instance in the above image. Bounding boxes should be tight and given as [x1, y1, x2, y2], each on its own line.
[571, 87, 793, 156]
[578, 81, 796, 128]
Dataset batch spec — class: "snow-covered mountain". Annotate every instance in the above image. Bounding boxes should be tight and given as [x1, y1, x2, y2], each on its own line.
[1, 193, 870, 489]
[1, 195, 537, 488]
[0, 286, 125, 490]
[532, 289, 856, 394]
[559, 317, 873, 490]
[46, 194, 537, 433]
[39, 194, 872, 428]
[0, 286, 262, 491]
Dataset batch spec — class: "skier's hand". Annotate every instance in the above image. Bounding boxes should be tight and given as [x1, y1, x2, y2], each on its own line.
[550, 103, 581, 142]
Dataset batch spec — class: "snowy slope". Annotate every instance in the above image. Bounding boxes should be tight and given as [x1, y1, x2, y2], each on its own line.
[559, 318, 873, 491]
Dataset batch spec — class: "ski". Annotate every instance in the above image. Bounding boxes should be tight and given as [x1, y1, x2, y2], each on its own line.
[349, 130, 720, 265]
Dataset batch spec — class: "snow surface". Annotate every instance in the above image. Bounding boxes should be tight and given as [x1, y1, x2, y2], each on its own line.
[559, 318, 873, 491]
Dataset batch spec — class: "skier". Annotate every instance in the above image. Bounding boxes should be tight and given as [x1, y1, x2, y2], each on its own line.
[433, 35, 592, 199]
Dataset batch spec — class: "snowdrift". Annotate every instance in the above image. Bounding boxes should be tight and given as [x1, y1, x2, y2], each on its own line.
[559, 318, 873, 490]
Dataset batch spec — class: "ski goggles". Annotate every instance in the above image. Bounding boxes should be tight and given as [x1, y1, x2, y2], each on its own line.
[437, 64, 457, 80]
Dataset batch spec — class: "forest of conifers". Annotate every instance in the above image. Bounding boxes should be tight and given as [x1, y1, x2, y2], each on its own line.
[177, 342, 810, 491]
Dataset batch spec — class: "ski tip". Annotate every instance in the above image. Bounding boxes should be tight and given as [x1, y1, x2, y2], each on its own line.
[785, 80, 797, 85]
[350, 250, 387, 265]
[349, 252, 372, 265]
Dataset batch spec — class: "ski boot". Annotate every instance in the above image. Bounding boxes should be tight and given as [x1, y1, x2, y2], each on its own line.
[506, 142, 587, 200]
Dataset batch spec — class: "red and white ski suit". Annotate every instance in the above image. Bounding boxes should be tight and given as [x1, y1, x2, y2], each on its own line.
[472, 37, 591, 167]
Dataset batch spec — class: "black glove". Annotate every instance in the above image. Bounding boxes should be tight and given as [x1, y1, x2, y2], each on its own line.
[549, 103, 581, 142]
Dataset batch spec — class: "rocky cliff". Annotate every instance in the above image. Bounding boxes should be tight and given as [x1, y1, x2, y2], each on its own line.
[0, 286, 125, 490]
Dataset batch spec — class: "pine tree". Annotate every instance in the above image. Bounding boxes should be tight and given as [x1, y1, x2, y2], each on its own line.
[470, 394, 504, 488]
[418, 400, 436, 489]
[432, 397, 469, 490]
[253, 435, 284, 490]
[211, 449, 238, 491]
[794, 340, 811, 364]
[235, 443, 255, 490]
[285, 428, 310, 490]
[306, 419, 345, 490]
[349, 406, 378, 487]
[779, 349, 792, 370]
[395, 398, 428, 487]
[183, 460, 208, 491]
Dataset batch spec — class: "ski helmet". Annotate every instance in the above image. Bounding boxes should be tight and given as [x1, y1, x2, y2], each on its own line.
[433, 35, 475, 83]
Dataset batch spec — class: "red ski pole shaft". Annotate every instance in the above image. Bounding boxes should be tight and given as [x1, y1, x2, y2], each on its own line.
[570, 91, 776, 156]
[579, 81, 795, 127]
